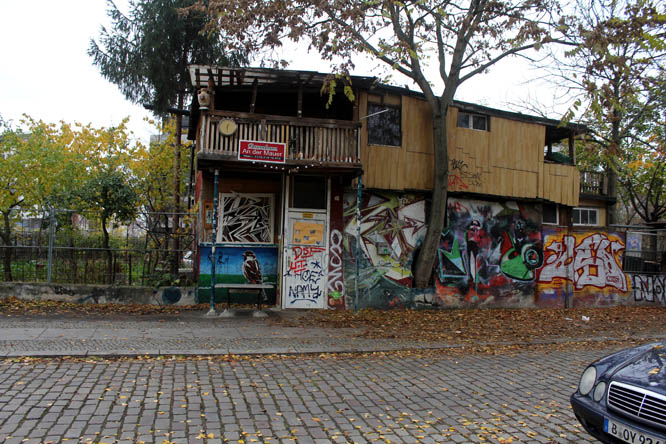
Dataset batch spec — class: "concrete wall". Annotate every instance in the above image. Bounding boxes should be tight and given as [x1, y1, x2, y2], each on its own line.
[0, 283, 197, 306]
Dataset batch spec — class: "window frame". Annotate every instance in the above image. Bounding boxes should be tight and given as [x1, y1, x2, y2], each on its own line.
[572, 207, 599, 226]
[457, 111, 489, 131]
[366, 102, 402, 147]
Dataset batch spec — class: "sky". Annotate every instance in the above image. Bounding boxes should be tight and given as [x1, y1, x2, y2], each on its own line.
[0, 1, 564, 144]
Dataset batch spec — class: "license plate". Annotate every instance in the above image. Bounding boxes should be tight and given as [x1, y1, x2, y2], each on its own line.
[605, 417, 664, 444]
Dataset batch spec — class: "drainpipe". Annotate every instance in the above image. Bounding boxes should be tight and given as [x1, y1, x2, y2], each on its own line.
[354, 175, 363, 314]
[207, 169, 220, 316]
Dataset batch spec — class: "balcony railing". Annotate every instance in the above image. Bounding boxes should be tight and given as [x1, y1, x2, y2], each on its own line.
[580, 170, 606, 195]
[198, 111, 361, 163]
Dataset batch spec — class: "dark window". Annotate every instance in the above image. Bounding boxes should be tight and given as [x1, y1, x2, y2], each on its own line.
[291, 176, 327, 209]
[367, 103, 401, 146]
[543, 203, 558, 225]
[458, 111, 488, 131]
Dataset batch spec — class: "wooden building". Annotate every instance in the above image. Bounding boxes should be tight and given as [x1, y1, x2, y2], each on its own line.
[188, 66, 586, 310]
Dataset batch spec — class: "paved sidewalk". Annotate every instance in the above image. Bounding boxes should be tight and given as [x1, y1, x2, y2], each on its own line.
[1, 307, 664, 358]
[0, 308, 450, 358]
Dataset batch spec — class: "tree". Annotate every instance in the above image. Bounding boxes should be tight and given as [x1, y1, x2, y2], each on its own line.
[616, 80, 666, 224]
[132, 119, 192, 280]
[77, 167, 138, 283]
[0, 118, 76, 281]
[89, 0, 245, 277]
[191, 0, 564, 287]
[550, 0, 666, 224]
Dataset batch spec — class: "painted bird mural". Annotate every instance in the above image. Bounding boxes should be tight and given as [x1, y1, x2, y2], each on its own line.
[242, 250, 262, 284]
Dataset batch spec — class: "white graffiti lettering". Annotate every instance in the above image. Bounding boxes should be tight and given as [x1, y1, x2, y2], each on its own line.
[328, 229, 345, 295]
[539, 233, 627, 291]
[631, 274, 665, 304]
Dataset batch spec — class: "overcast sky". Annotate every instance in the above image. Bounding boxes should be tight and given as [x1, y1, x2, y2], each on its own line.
[0, 0, 562, 143]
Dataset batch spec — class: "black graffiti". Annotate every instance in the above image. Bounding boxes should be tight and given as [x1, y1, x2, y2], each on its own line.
[288, 284, 323, 304]
[298, 267, 324, 284]
[451, 159, 468, 171]
[631, 274, 666, 304]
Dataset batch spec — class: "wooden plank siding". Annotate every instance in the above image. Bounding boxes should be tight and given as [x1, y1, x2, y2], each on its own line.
[359, 92, 580, 206]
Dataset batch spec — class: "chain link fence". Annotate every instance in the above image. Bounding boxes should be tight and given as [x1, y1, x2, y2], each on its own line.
[0, 210, 194, 287]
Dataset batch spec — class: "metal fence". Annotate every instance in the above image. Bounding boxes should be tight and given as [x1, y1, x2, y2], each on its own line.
[0, 210, 194, 287]
[623, 229, 665, 274]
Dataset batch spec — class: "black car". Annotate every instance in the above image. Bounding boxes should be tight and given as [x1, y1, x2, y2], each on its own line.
[571, 342, 666, 443]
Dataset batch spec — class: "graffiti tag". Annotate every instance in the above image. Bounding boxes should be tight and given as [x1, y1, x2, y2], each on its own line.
[631, 274, 665, 304]
[451, 159, 468, 171]
[448, 174, 469, 190]
[288, 283, 323, 304]
[538, 233, 627, 291]
[328, 229, 345, 296]
[289, 246, 326, 273]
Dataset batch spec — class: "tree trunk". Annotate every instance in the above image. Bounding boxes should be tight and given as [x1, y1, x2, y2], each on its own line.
[170, 94, 184, 278]
[1, 212, 12, 282]
[414, 101, 450, 288]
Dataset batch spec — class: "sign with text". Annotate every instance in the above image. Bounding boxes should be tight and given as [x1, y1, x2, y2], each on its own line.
[238, 140, 286, 164]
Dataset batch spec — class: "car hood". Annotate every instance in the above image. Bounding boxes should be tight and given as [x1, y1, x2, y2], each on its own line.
[610, 344, 666, 395]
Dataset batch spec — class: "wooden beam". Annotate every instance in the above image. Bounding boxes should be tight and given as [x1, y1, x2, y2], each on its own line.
[206, 68, 216, 87]
[568, 130, 575, 165]
[250, 78, 258, 113]
[297, 80, 303, 118]
[234, 69, 245, 86]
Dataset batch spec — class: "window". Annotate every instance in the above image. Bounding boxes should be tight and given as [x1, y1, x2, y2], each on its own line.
[457, 111, 488, 131]
[218, 194, 274, 243]
[367, 103, 401, 146]
[573, 207, 599, 226]
[543, 203, 559, 225]
[291, 176, 327, 210]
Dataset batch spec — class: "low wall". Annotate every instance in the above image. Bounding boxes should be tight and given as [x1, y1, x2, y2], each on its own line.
[0, 282, 197, 306]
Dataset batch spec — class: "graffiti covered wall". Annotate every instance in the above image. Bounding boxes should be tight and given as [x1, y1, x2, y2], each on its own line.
[536, 229, 629, 306]
[435, 198, 543, 307]
[339, 190, 662, 309]
[343, 191, 428, 309]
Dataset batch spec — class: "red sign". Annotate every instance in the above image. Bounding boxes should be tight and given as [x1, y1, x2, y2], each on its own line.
[238, 140, 286, 164]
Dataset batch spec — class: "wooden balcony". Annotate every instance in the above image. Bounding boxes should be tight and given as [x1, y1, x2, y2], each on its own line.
[580, 170, 606, 195]
[197, 110, 361, 171]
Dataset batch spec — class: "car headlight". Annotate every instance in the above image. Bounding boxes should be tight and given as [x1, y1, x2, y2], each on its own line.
[593, 381, 607, 402]
[579, 366, 597, 395]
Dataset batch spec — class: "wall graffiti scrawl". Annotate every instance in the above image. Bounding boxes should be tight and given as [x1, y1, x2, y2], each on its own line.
[436, 198, 543, 304]
[537, 230, 628, 292]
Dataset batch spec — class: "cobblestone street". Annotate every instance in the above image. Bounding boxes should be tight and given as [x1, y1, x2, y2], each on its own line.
[0, 347, 609, 444]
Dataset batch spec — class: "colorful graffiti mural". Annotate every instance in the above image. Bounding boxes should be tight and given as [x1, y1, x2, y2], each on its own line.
[342, 191, 427, 309]
[630, 274, 665, 304]
[537, 230, 628, 292]
[435, 198, 543, 305]
[197, 245, 278, 304]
